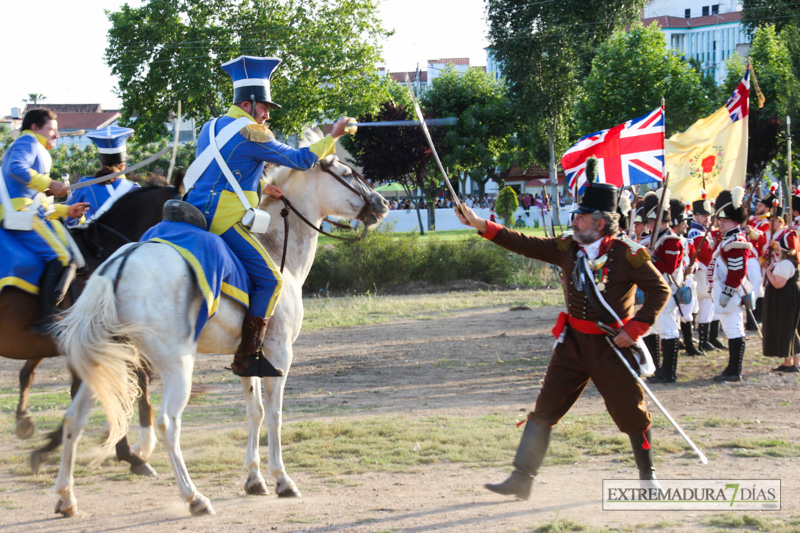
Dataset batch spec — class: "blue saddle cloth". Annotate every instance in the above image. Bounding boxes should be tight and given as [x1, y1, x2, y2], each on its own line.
[0, 226, 44, 296]
[141, 220, 250, 340]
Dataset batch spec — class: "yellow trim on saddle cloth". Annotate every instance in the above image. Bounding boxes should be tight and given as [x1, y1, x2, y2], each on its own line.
[149, 237, 218, 317]
[222, 282, 249, 308]
[0, 276, 39, 295]
[232, 223, 283, 318]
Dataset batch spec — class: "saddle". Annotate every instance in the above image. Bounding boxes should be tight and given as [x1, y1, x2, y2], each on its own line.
[162, 199, 207, 230]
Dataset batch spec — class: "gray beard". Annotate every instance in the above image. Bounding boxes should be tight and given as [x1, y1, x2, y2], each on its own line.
[573, 227, 601, 244]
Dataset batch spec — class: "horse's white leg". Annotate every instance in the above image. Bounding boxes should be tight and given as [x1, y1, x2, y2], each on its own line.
[131, 425, 157, 459]
[54, 383, 95, 517]
[263, 369, 300, 497]
[156, 355, 215, 516]
[241, 377, 268, 495]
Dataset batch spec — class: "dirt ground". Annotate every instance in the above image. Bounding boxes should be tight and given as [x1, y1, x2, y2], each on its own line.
[0, 299, 798, 532]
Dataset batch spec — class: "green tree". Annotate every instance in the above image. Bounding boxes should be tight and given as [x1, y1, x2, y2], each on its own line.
[105, 0, 394, 142]
[494, 185, 518, 226]
[721, 25, 799, 179]
[487, 0, 646, 220]
[741, 0, 800, 35]
[577, 23, 717, 137]
[420, 66, 518, 200]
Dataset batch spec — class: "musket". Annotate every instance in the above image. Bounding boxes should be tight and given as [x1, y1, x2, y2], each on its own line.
[68, 146, 173, 191]
[348, 118, 457, 128]
[744, 167, 767, 209]
[648, 173, 670, 254]
[739, 290, 763, 339]
[595, 322, 708, 465]
[403, 75, 461, 208]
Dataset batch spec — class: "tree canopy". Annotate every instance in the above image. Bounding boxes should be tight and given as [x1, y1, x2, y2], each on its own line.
[105, 0, 394, 142]
[576, 23, 717, 138]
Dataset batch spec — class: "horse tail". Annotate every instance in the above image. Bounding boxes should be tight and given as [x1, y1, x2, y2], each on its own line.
[59, 274, 143, 451]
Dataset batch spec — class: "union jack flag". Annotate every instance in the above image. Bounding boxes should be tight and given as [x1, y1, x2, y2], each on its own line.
[561, 106, 665, 193]
[725, 65, 750, 123]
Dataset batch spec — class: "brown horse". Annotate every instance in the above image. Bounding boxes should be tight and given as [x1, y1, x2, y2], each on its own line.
[1, 185, 175, 474]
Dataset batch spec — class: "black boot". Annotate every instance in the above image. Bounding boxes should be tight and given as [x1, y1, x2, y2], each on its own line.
[30, 260, 76, 336]
[714, 336, 745, 382]
[643, 334, 660, 379]
[681, 321, 701, 356]
[485, 420, 551, 500]
[629, 428, 656, 481]
[708, 320, 727, 350]
[230, 313, 284, 377]
[697, 322, 711, 353]
[650, 338, 678, 383]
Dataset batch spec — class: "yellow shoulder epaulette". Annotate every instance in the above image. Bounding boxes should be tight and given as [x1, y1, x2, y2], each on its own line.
[240, 123, 275, 143]
[555, 232, 573, 251]
[617, 235, 651, 268]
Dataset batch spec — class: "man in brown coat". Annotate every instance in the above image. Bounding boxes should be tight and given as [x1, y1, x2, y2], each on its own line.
[456, 181, 670, 500]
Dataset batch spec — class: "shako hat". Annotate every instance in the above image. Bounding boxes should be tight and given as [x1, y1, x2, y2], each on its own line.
[221, 55, 282, 109]
[691, 189, 713, 215]
[715, 186, 747, 223]
[759, 183, 779, 208]
[643, 188, 670, 220]
[573, 157, 618, 213]
[86, 125, 134, 166]
[793, 187, 800, 214]
[669, 197, 687, 226]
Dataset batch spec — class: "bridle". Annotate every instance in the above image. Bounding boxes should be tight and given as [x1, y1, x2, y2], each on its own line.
[276, 158, 377, 272]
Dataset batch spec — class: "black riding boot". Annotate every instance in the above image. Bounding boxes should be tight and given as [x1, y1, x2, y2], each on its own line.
[714, 336, 745, 382]
[697, 322, 711, 353]
[643, 334, 660, 378]
[230, 313, 284, 377]
[708, 320, 727, 350]
[485, 420, 551, 500]
[629, 428, 656, 481]
[30, 260, 76, 335]
[681, 321, 701, 356]
[651, 338, 678, 383]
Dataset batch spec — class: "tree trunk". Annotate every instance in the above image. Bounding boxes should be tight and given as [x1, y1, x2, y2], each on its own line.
[414, 202, 425, 235]
[427, 202, 436, 231]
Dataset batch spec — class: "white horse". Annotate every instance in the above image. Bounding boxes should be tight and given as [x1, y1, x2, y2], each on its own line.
[53, 132, 389, 516]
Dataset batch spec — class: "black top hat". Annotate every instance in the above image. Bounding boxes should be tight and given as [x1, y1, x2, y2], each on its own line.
[715, 187, 747, 224]
[574, 156, 617, 214]
[643, 189, 669, 220]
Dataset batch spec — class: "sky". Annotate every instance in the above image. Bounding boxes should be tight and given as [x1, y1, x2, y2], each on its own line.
[0, 0, 490, 115]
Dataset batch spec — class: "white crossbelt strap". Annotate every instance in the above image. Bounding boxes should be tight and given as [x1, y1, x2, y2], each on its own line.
[205, 118, 255, 212]
[182, 117, 252, 193]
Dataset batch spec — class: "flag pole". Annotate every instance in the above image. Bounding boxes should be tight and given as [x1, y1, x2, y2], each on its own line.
[788, 115, 793, 212]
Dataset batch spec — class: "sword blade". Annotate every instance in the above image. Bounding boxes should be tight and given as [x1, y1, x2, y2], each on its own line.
[69, 145, 173, 190]
[353, 118, 457, 127]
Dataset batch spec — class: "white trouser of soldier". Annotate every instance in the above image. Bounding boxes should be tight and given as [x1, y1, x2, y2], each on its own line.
[654, 275, 681, 340]
[678, 272, 697, 322]
[712, 283, 745, 339]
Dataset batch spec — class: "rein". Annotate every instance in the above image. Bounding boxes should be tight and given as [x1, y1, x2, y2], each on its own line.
[275, 160, 374, 272]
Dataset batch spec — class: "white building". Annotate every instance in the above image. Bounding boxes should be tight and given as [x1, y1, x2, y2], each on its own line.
[379, 58, 480, 93]
[642, 1, 750, 85]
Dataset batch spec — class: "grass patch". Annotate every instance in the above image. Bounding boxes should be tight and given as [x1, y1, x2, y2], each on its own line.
[534, 518, 588, 532]
[701, 512, 774, 531]
[302, 289, 562, 330]
[715, 439, 800, 458]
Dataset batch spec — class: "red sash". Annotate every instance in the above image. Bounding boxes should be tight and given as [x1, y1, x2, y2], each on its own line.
[551, 312, 631, 338]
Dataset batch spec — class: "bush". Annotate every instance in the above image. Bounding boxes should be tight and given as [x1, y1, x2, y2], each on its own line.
[304, 226, 554, 294]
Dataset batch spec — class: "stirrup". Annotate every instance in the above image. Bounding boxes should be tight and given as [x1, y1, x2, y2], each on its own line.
[230, 352, 284, 378]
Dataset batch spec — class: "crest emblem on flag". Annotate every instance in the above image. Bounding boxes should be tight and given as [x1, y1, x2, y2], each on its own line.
[561, 106, 665, 193]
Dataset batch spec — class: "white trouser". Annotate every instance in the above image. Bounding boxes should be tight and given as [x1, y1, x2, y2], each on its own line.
[718, 307, 745, 339]
[653, 305, 680, 339]
[678, 273, 697, 321]
[697, 296, 715, 324]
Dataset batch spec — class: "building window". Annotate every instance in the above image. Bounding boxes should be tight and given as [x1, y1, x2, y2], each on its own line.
[685, 8, 691, 18]
[702, 6, 709, 16]
[712, 4, 719, 15]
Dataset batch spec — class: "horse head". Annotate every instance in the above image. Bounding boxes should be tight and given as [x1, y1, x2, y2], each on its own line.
[265, 128, 389, 228]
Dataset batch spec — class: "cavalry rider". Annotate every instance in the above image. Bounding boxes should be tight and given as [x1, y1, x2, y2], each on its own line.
[456, 174, 670, 500]
[182, 55, 354, 377]
[688, 193, 716, 353]
[66, 126, 139, 226]
[0, 108, 89, 332]
[710, 187, 752, 382]
[643, 190, 684, 384]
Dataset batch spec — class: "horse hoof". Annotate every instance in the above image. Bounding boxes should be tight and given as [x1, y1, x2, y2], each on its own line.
[188, 494, 215, 516]
[30, 452, 49, 475]
[130, 463, 157, 477]
[244, 481, 269, 495]
[276, 481, 301, 498]
[55, 497, 78, 517]
[15, 416, 35, 440]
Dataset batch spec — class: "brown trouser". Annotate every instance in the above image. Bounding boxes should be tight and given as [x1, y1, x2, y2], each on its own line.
[530, 327, 651, 435]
